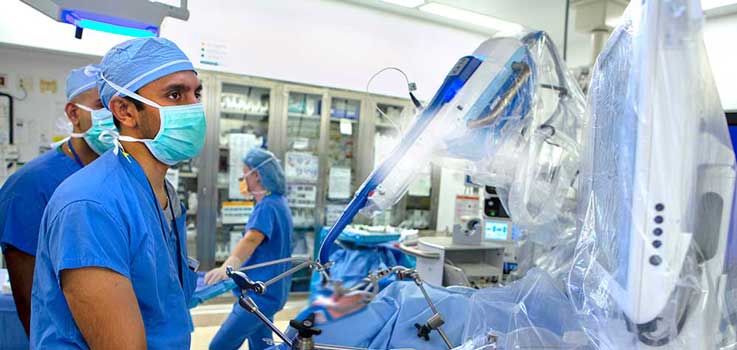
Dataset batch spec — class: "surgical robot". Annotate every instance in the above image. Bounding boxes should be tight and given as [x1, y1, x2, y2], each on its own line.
[223, 29, 586, 350]
[568, 0, 737, 349]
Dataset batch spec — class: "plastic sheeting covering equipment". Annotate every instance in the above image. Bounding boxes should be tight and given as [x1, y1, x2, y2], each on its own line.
[568, 0, 737, 349]
[317, 29, 587, 276]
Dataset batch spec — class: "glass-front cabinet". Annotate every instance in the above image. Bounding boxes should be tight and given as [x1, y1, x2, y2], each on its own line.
[323, 96, 361, 227]
[215, 83, 272, 264]
[283, 89, 325, 259]
[364, 97, 433, 229]
[194, 72, 438, 272]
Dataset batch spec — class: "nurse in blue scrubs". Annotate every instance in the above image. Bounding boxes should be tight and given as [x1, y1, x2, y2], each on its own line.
[205, 147, 294, 350]
[31, 38, 203, 349]
[0, 64, 115, 337]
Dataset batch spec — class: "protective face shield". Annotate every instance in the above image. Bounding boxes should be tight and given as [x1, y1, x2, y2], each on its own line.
[70, 103, 117, 155]
[238, 156, 276, 199]
[101, 73, 206, 166]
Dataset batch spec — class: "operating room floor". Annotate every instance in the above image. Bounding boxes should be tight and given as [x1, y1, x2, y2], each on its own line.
[190, 293, 309, 350]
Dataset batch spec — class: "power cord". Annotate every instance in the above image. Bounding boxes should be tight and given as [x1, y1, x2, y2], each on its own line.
[365, 67, 422, 133]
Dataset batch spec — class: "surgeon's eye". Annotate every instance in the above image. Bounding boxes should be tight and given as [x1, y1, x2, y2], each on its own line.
[195, 91, 202, 101]
[168, 91, 182, 101]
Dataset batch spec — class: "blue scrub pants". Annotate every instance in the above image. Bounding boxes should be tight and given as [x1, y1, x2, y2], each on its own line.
[210, 301, 277, 350]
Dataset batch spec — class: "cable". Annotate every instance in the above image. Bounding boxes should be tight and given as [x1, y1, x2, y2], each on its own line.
[365, 67, 419, 133]
[5, 85, 27, 102]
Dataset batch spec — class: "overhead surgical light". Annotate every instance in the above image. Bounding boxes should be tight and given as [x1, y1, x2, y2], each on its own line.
[379, 0, 425, 8]
[20, 0, 189, 39]
[419, 3, 523, 33]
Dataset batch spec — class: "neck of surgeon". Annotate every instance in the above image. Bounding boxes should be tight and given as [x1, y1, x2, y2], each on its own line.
[63, 132, 98, 166]
[122, 139, 169, 209]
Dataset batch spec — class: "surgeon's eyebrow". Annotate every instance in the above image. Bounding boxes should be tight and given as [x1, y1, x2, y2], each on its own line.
[162, 83, 189, 94]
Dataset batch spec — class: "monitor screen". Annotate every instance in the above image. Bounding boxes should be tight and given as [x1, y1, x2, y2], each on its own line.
[484, 220, 509, 241]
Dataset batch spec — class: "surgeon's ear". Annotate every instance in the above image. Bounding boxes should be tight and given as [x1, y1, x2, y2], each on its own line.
[64, 103, 81, 127]
[109, 96, 140, 130]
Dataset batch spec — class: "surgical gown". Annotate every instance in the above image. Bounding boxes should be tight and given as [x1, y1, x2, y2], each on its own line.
[210, 194, 293, 350]
[30, 150, 197, 349]
[0, 148, 81, 255]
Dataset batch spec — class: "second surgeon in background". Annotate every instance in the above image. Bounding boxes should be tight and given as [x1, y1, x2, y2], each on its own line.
[205, 148, 294, 350]
[0, 65, 115, 337]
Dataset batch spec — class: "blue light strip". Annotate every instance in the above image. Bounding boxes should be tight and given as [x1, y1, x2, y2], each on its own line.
[60, 9, 159, 37]
[317, 55, 484, 265]
[77, 19, 156, 37]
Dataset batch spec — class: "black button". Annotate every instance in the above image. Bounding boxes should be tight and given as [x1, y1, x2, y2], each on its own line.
[654, 216, 663, 224]
[655, 203, 665, 211]
[653, 228, 663, 236]
[650, 255, 662, 266]
[653, 240, 662, 248]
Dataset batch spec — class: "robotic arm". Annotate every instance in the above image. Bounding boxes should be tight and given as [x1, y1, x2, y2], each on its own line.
[318, 31, 586, 266]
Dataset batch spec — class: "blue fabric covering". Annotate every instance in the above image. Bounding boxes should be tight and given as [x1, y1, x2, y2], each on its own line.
[98, 37, 194, 109]
[31, 150, 197, 349]
[292, 281, 475, 350]
[0, 292, 29, 350]
[0, 148, 81, 255]
[268, 269, 584, 350]
[65, 64, 100, 100]
[308, 239, 415, 303]
[243, 148, 286, 195]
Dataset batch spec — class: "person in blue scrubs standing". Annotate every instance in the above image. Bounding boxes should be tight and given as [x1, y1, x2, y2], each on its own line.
[31, 37, 203, 349]
[0, 64, 116, 337]
[205, 147, 294, 350]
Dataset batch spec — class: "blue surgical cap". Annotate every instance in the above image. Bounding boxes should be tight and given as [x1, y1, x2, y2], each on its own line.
[243, 148, 286, 195]
[66, 64, 100, 101]
[97, 37, 194, 109]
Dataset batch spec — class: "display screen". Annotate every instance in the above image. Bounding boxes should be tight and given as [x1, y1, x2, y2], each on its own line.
[484, 221, 509, 241]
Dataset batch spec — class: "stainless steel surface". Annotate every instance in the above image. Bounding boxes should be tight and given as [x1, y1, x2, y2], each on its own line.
[397, 242, 441, 259]
[197, 73, 219, 270]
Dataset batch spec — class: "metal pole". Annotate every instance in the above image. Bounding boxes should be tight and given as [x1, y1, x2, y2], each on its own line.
[239, 256, 311, 272]
[263, 261, 312, 289]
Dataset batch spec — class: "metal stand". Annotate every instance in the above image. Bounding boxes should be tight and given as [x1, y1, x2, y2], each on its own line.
[226, 263, 376, 350]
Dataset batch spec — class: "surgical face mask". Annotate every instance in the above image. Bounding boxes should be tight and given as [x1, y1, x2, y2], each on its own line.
[70, 104, 117, 155]
[238, 157, 275, 198]
[101, 73, 206, 166]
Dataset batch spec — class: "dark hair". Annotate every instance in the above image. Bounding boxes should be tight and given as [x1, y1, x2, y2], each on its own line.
[113, 96, 145, 129]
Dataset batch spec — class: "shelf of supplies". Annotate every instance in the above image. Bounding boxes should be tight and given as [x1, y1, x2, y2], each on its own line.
[286, 179, 318, 185]
[288, 113, 321, 120]
[187, 212, 197, 216]
[179, 172, 198, 178]
[376, 122, 400, 130]
[329, 117, 358, 123]
[220, 109, 269, 117]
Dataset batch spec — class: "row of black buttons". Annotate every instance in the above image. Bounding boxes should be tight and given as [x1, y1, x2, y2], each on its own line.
[650, 203, 665, 266]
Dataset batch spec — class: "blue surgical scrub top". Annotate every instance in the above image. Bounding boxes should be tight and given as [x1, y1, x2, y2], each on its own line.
[0, 148, 81, 255]
[242, 194, 294, 311]
[31, 150, 197, 349]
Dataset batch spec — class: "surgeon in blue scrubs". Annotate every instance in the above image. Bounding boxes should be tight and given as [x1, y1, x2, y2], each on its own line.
[0, 64, 115, 337]
[205, 147, 294, 350]
[31, 37, 202, 349]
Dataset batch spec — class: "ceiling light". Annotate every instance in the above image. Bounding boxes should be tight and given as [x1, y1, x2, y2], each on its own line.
[702, 0, 737, 10]
[379, 0, 425, 8]
[419, 3, 523, 33]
